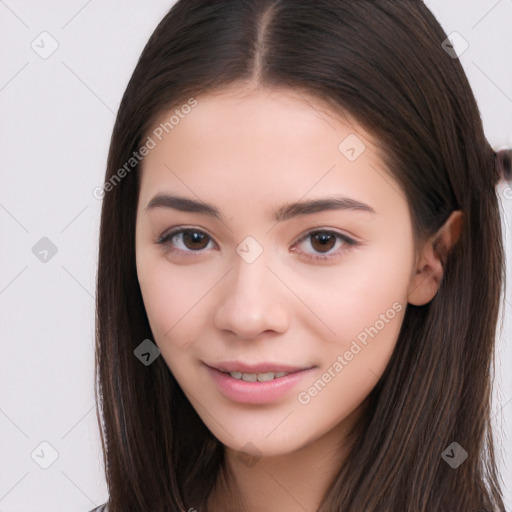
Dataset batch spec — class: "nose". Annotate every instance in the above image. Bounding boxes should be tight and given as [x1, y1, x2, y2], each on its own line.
[213, 248, 290, 340]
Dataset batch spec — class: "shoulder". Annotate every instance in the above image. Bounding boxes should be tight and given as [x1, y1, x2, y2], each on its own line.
[89, 504, 108, 512]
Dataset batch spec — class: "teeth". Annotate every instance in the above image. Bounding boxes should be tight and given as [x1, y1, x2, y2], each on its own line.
[228, 371, 291, 381]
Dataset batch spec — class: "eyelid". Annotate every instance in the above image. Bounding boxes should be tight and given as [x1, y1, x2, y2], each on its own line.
[292, 227, 358, 246]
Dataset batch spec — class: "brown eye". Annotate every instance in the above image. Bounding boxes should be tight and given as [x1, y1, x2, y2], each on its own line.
[181, 230, 210, 250]
[157, 228, 214, 255]
[310, 232, 337, 253]
[292, 229, 358, 262]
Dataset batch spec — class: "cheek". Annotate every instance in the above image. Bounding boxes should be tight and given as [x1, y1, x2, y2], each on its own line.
[137, 262, 207, 391]
[136, 254, 214, 355]
[294, 240, 412, 347]
[292, 254, 409, 435]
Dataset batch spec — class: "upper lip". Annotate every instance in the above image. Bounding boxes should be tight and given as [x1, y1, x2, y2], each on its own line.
[207, 361, 314, 374]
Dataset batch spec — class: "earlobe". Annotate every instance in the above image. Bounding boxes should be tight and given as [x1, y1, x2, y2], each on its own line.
[407, 210, 464, 306]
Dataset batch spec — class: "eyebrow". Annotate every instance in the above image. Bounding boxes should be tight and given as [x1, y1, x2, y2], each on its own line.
[144, 193, 376, 222]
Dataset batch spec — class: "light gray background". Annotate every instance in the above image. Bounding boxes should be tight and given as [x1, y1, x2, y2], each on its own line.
[0, 1, 511, 511]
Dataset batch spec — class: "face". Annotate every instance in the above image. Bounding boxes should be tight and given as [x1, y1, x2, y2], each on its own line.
[135, 85, 417, 457]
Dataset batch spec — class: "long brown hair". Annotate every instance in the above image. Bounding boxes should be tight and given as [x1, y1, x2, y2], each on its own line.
[94, 1, 512, 510]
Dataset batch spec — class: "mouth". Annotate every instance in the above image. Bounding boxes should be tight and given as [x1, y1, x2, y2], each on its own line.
[206, 361, 315, 382]
[204, 362, 317, 404]
[221, 370, 295, 382]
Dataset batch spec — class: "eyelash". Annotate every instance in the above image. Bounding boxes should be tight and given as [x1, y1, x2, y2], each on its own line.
[156, 227, 359, 262]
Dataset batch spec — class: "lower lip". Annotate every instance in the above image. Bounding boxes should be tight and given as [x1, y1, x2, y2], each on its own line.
[205, 365, 315, 404]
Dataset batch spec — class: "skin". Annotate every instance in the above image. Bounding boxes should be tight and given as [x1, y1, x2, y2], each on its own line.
[134, 84, 462, 512]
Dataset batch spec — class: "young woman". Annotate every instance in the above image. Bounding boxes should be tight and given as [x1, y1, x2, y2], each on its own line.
[90, 1, 512, 511]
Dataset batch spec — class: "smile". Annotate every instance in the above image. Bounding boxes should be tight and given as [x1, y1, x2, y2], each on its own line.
[205, 364, 317, 404]
[225, 371, 291, 382]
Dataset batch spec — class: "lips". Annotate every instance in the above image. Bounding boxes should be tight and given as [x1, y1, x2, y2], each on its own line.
[205, 363, 316, 403]
[207, 361, 312, 374]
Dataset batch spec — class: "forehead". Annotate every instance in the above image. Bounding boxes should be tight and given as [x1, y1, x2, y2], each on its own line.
[137, 86, 404, 219]
[152, 86, 366, 151]
[149, 84, 361, 135]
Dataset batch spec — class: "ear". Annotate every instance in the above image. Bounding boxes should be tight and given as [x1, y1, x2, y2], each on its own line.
[407, 210, 464, 306]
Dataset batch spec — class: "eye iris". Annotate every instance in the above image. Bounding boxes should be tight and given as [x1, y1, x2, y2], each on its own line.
[184, 230, 208, 250]
[311, 233, 336, 253]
